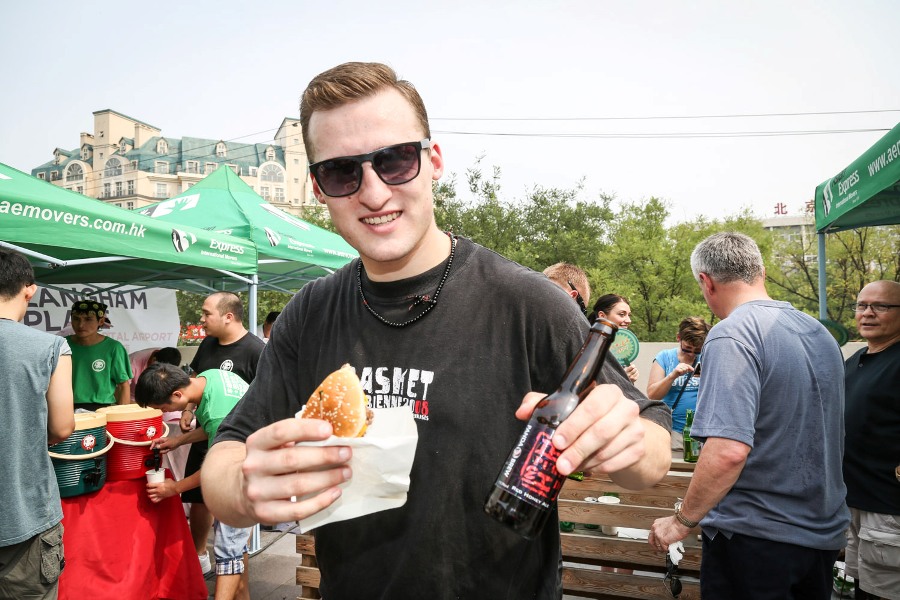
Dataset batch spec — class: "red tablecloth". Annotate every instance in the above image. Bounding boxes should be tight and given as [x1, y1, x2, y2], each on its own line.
[59, 472, 207, 600]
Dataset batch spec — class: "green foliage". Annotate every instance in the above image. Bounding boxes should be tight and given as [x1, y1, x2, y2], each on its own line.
[766, 224, 900, 337]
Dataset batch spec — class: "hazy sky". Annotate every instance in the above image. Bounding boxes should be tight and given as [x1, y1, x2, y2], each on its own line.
[2, 0, 898, 223]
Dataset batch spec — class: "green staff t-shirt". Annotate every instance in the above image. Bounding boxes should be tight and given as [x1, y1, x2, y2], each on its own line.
[196, 369, 249, 447]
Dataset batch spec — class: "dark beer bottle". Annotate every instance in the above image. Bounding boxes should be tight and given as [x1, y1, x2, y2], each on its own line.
[483, 319, 618, 539]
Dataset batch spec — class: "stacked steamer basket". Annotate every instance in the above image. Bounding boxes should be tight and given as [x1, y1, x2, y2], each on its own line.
[48, 412, 113, 497]
[98, 405, 166, 480]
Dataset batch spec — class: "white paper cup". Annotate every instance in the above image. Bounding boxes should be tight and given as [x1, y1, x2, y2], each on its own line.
[145, 469, 165, 484]
[596, 496, 620, 535]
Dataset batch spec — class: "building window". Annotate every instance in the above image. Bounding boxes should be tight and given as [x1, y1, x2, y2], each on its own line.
[77, 186, 83, 194]
[51, 170, 60, 181]
[130, 160, 138, 171]
[81, 146, 90, 161]
[274, 187, 285, 202]
[155, 161, 169, 174]
[115, 181, 123, 197]
[186, 160, 199, 174]
[261, 164, 284, 183]
[126, 201, 134, 210]
[155, 183, 167, 198]
[205, 162, 217, 173]
[104, 158, 123, 177]
[157, 139, 168, 154]
[266, 146, 275, 161]
[294, 158, 300, 165]
[103, 183, 111, 198]
[127, 180, 134, 195]
[249, 167, 258, 176]
[294, 177, 299, 184]
[260, 186, 270, 200]
[66, 163, 83, 182]
[37, 172, 45, 180]
[216, 142, 227, 158]
[227, 164, 239, 175]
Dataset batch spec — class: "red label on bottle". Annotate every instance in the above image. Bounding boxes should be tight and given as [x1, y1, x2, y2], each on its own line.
[495, 422, 565, 510]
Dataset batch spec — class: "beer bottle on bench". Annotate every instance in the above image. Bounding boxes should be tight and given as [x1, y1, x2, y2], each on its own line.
[483, 318, 618, 539]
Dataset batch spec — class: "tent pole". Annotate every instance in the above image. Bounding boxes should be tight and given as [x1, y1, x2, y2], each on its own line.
[817, 232, 827, 320]
[249, 274, 259, 337]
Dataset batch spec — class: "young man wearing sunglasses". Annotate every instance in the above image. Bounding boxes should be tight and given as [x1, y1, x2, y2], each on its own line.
[203, 61, 671, 600]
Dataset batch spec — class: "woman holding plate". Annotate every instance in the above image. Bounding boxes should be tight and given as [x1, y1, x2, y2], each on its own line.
[588, 294, 640, 383]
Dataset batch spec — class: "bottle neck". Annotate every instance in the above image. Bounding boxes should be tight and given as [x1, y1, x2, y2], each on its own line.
[557, 319, 618, 400]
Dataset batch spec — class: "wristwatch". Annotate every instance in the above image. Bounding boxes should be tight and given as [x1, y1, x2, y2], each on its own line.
[674, 501, 699, 528]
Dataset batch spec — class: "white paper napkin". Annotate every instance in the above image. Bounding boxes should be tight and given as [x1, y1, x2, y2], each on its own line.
[292, 407, 419, 533]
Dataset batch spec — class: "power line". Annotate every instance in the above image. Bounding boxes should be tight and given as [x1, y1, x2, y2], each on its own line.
[432, 127, 891, 139]
[431, 109, 900, 122]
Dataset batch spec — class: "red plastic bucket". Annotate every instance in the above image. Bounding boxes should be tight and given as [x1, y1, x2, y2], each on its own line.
[98, 405, 165, 480]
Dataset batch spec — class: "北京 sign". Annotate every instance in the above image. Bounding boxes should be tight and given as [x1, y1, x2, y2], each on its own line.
[25, 283, 180, 353]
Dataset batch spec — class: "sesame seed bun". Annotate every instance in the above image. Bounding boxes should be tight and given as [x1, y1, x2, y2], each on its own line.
[300, 364, 372, 437]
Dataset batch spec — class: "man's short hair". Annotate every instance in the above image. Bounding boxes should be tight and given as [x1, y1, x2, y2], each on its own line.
[542, 262, 591, 307]
[678, 316, 712, 347]
[0, 248, 35, 301]
[690, 232, 764, 285]
[152, 347, 182, 366]
[299, 62, 431, 162]
[134, 363, 190, 408]
[211, 291, 244, 322]
[264, 311, 280, 325]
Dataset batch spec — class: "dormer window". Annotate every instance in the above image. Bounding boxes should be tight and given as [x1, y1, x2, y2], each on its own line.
[265, 146, 275, 161]
[157, 139, 168, 155]
[66, 163, 84, 182]
[261, 164, 284, 183]
[216, 142, 227, 158]
[104, 157, 123, 178]
[81, 146, 91, 161]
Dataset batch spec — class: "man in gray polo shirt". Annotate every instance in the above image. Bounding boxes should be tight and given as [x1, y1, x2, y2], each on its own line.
[649, 232, 849, 599]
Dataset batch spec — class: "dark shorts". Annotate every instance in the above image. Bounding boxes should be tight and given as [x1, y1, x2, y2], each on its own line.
[701, 531, 839, 600]
[182, 441, 207, 504]
[0, 522, 65, 600]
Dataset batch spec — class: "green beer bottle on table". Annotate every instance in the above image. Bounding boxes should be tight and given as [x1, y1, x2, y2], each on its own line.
[683, 409, 700, 463]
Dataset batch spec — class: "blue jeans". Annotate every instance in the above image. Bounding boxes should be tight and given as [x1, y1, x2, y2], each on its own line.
[213, 520, 251, 576]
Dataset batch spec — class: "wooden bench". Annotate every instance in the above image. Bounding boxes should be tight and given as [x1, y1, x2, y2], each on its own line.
[297, 460, 699, 599]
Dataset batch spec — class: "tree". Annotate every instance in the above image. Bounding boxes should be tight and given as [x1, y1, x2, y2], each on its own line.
[766, 224, 900, 336]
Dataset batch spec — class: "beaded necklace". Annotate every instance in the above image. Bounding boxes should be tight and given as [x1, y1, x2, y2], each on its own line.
[357, 233, 456, 328]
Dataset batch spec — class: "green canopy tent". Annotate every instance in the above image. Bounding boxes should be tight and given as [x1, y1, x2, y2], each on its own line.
[0, 162, 257, 296]
[137, 166, 357, 329]
[814, 122, 900, 317]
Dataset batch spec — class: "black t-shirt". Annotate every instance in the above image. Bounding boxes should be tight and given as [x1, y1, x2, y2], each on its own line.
[843, 342, 900, 514]
[190, 331, 265, 384]
[216, 237, 669, 600]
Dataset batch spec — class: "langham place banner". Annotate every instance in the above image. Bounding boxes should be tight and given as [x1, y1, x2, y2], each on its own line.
[26, 284, 180, 353]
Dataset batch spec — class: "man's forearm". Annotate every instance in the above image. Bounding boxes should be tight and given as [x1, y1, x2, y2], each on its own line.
[201, 440, 256, 527]
[609, 419, 672, 490]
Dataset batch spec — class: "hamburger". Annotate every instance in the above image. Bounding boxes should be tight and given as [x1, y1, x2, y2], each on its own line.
[300, 364, 373, 437]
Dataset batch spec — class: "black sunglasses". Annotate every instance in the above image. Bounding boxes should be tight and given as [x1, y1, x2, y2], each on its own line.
[664, 555, 682, 598]
[568, 281, 587, 314]
[309, 139, 431, 197]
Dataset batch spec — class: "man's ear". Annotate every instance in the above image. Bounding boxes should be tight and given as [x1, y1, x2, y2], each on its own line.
[568, 289, 579, 301]
[23, 283, 37, 302]
[310, 177, 328, 205]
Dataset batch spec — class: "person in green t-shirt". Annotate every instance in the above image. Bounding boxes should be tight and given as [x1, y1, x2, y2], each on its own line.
[135, 364, 251, 600]
[66, 300, 132, 410]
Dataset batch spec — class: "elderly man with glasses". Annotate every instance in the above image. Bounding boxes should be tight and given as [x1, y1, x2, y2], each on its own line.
[200, 61, 672, 600]
[843, 280, 900, 600]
